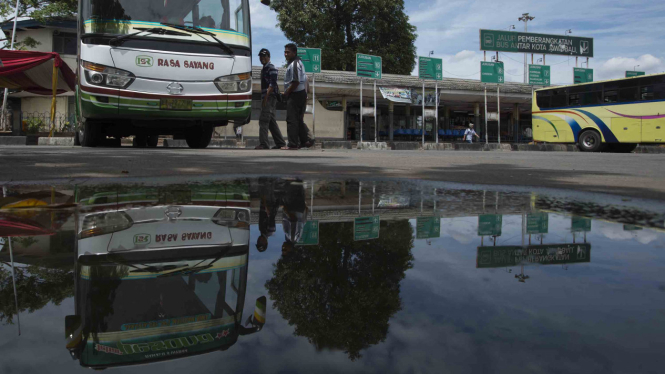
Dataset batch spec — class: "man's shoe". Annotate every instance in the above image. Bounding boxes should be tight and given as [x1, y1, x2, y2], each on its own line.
[303, 139, 316, 148]
[272, 145, 284, 149]
[254, 144, 269, 150]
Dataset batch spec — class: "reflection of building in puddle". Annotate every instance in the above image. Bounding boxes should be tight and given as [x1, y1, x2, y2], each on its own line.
[65, 183, 265, 369]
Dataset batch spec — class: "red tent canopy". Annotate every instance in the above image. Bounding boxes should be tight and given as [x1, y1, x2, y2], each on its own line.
[0, 50, 76, 95]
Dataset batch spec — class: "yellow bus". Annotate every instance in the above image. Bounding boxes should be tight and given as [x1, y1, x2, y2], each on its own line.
[532, 73, 665, 152]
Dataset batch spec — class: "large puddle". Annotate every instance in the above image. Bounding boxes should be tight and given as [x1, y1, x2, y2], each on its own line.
[1, 178, 664, 373]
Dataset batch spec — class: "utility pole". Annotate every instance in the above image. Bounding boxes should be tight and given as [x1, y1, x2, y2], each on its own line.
[518, 13, 535, 84]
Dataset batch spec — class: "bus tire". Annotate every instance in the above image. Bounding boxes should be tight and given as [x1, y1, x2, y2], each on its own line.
[185, 125, 213, 149]
[132, 135, 147, 148]
[146, 135, 159, 148]
[608, 143, 637, 153]
[577, 130, 603, 152]
[80, 119, 99, 147]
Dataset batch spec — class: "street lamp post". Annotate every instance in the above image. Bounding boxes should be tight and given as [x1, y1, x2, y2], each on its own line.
[518, 13, 535, 84]
[634, 65, 640, 72]
[1, 0, 21, 132]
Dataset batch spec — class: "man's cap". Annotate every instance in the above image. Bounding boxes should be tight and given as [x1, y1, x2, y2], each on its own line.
[469, 123, 474, 127]
[258, 48, 270, 57]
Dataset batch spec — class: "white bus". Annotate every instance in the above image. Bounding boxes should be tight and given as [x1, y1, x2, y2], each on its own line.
[75, 0, 253, 148]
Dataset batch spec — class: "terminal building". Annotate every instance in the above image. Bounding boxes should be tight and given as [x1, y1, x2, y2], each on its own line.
[3, 19, 535, 142]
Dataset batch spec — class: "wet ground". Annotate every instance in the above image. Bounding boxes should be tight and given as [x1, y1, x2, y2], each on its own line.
[1, 177, 664, 373]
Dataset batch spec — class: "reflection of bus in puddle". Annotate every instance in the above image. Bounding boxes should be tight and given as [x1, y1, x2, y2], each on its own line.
[66, 183, 264, 369]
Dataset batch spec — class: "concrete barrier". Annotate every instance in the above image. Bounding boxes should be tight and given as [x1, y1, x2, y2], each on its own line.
[423, 143, 454, 151]
[322, 141, 352, 149]
[0, 136, 28, 146]
[390, 142, 420, 151]
[511, 144, 578, 152]
[634, 145, 665, 154]
[37, 137, 75, 146]
[162, 139, 188, 148]
[357, 141, 389, 150]
[454, 143, 512, 151]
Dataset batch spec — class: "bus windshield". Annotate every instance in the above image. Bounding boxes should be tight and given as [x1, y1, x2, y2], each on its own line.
[82, 0, 250, 47]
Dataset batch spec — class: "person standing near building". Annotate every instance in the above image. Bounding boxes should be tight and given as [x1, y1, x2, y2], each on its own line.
[282, 43, 314, 150]
[256, 48, 287, 149]
[464, 123, 480, 143]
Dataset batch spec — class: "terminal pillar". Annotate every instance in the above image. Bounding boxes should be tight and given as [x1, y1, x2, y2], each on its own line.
[389, 101, 394, 141]
[405, 104, 411, 128]
[444, 107, 450, 131]
[513, 103, 520, 142]
[342, 97, 347, 140]
[474, 103, 480, 135]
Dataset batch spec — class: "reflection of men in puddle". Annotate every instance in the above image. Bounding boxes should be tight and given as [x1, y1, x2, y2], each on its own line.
[281, 179, 308, 254]
[256, 178, 282, 252]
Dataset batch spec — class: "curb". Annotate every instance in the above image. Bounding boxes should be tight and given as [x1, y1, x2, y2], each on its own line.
[322, 141, 352, 149]
[357, 142, 389, 150]
[37, 137, 75, 146]
[0, 136, 28, 146]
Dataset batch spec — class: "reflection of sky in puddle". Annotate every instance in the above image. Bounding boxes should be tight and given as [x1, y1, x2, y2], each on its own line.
[1, 178, 665, 373]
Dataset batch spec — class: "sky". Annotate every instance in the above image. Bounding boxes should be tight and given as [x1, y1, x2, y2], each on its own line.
[251, 0, 665, 85]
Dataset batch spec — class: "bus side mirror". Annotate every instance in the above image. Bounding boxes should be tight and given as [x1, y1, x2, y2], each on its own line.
[253, 296, 266, 326]
[65, 315, 82, 349]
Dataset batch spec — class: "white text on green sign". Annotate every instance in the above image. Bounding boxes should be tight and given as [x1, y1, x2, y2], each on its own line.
[356, 54, 382, 79]
[528, 65, 550, 86]
[480, 61, 504, 84]
[297, 47, 321, 73]
[418, 56, 443, 81]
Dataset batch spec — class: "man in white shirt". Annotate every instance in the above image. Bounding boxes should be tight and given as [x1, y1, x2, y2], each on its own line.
[464, 123, 480, 143]
[282, 43, 314, 150]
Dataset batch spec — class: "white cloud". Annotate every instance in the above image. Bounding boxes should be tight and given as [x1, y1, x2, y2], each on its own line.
[596, 54, 665, 80]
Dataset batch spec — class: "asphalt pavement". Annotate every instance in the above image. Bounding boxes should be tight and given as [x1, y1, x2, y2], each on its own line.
[1, 146, 664, 200]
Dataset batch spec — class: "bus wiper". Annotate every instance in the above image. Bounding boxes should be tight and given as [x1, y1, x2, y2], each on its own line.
[160, 22, 235, 55]
[109, 27, 190, 46]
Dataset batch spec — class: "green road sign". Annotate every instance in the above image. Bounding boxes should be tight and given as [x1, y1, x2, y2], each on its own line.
[574, 68, 593, 84]
[571, 217, 592, 232]
[418, 56, 443, 81]
[478, 214, 502, 236]
[480, 61, 504, 84]
[416, 217, 441, 239]
[526, 213, 549, 234]
[297, 220, 320, 245]
[480, 29, 594, 57]
[354, 216, 380, 240]
[529, 65, 551, 86]
[623, 224, 643, 231]
[476, 243, 591, 268]
[356, 53, 382, 79]
[297, 47, 321, 73]
[626, 71, 645, 78]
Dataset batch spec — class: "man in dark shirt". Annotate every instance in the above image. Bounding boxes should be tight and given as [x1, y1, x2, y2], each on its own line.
[256, 48, 286, 149]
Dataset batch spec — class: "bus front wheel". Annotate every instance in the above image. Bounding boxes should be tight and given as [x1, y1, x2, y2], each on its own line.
[577, 130, 603, 152]
[185, 125, 213, 149]
[79, 118, 100, 147]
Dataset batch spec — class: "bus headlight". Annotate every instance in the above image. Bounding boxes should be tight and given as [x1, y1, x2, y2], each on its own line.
[82, 61, 135, 89]
[212, 208, 250, 229]
[79, 211, 133, 239]
[214, 73, 251, 93]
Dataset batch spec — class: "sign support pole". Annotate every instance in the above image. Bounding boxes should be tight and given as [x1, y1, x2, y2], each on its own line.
[422, 81, 425, 147]
[312, 74, 316, 138]
[374, 80, 377, 143]
[360, 79, 363, 142]
[435, 83, 439, 144]
[484, 85, 488, 144]
[1, 0, 21, 132]
[497, 85, 501, 145]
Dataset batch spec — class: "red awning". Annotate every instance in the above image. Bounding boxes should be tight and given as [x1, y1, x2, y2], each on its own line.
[0, 50, 75, 95]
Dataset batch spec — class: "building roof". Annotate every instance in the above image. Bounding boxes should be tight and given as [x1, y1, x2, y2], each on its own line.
[1, 18, 76, 32]
[252, 65, 536, 94]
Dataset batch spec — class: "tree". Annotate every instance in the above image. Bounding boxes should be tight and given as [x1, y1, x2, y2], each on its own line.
[0, 0, 77, 50]
[269, 0, 417, 75]
[265, 220, 414, 360]
[0, 263, 74, 324]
